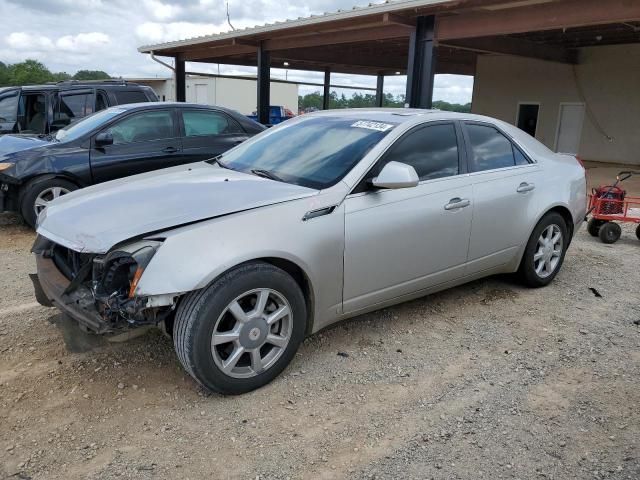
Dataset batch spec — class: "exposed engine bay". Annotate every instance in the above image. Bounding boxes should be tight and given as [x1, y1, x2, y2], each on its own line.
[31, 235, 176, 333]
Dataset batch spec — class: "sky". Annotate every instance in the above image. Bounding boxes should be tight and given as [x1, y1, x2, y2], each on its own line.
[0, 0, 474, 104]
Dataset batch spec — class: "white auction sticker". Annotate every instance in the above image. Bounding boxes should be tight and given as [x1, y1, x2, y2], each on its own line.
[351, 120, 394, 132]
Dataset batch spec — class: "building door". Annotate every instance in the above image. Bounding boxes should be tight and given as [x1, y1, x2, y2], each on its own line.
[516, 103, 539, 137]
[555, 103, 585, 154]
[195, 84, 208, 104]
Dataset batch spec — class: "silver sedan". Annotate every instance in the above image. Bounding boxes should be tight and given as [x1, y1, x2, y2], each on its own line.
[33, 109, 587, 394]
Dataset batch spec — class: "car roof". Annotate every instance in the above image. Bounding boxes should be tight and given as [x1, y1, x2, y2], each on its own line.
[108, 102, 240, 113]
[0, 82, 147, 93]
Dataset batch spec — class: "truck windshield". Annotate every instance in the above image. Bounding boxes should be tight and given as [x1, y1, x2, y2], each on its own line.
[55, 108, 125, 142]
[218, 116, 397, 189]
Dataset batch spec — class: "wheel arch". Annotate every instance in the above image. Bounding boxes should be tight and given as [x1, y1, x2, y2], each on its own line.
[515, 204, 575, 272]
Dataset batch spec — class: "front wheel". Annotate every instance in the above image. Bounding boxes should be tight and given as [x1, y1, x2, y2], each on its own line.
[519, 212, 568, 288]
[20, 177, 77, 228]
[173, 262, 307, 395]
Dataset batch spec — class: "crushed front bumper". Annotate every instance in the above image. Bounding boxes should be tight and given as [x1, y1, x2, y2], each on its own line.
[32, 255, 110, 333]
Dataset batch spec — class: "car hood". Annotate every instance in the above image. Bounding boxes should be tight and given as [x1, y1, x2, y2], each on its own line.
[37, 162, 318, 253]
[0, 134, 53, 156]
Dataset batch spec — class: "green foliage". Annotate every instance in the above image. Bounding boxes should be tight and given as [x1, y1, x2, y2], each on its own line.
[0, 59, 111, 86]
[299, 91, 470, 112]
[73, 70, 111, 81]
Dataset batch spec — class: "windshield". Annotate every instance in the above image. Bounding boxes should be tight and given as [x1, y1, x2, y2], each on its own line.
[219, 116, 396, 189]
[55, 108, 125, 142]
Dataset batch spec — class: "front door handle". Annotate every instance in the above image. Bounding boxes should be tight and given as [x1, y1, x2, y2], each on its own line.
[517, 182, 535, 193]
[444, 198, 471, 211]
[163, 146, 179, 154]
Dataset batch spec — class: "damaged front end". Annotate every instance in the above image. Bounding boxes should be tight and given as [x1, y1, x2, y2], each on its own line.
[31, 235, 177, 334]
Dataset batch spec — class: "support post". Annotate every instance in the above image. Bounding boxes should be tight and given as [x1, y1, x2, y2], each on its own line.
[405, 15, 437, 109]
[175, 55, 186, 102]
[375, 74, 384, 107]
[257, 42, 271, 125]
[322, 68, 331, 110]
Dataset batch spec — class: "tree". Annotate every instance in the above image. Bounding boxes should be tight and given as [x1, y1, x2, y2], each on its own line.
[6, 59, 54, 85]
[298, 91, 469, 112]
[0, 61, 8, 86]
[73, 70, 111, 81]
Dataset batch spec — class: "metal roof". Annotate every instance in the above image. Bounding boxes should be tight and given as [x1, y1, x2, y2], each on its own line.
[138, 0, 452, 53]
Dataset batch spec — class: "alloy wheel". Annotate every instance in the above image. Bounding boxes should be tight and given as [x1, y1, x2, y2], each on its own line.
[34, 186, 71, 217]
[533, 224, 563, 279]
[211, 288, 292, 379]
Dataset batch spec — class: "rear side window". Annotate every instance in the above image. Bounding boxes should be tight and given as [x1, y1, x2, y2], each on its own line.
[57, 93, 94, 122]
[465, 123, 530, 172]
[96, 91, 108, 111]
[382, 123, 460, 181]
[104, 110, 174, 144]
[0, 91, 19, 123]
[114, 90, 149, 105]
[182, 110, 243, 136]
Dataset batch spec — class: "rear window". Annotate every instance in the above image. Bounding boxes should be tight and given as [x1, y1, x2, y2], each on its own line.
[114, 90, 149, 105]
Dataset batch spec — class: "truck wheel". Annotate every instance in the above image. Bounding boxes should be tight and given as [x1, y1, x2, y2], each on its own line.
[173, 262, 307, 395]
[20, 177, 77, 228]
[587, 218, 605, 237]
[519, 212, 568, 288]
[598, 222, 621, 244]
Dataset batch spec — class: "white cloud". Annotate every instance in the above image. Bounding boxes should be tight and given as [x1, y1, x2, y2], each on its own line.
[142, 0, 184, 21]
[136, 21, 222, 44]
[56, 32, 110, 52]
[7, 32, 54, 51]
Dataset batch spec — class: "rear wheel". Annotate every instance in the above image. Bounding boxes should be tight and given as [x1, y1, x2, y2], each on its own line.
[587, 218, 605, 237]
[173, 262, 307, 395]
[519, 212, 568, 288]
[20, 177, 77, 228]
[599, 222, 621, 244]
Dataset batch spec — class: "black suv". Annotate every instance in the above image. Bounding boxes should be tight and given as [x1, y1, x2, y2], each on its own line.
[0, 80, 158, 136]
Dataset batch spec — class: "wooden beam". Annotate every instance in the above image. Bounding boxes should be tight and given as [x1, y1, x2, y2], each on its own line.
[382, 13, 415, 28]
[263, 25, 410, 51]
[437, 0, 640, 41]
[442, 36, 579, 64]
[183, 44, 256, 61]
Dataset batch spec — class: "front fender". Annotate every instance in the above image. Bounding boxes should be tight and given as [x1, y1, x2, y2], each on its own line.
[135, 192, 347, 327]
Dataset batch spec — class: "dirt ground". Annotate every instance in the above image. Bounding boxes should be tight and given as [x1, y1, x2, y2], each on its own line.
[1, 166, 639, 479]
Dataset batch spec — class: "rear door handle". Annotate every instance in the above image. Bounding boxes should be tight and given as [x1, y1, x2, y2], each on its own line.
[444, 198, 471, 211]
[517, 182, 535, 193]
[163, 146, 179, 153]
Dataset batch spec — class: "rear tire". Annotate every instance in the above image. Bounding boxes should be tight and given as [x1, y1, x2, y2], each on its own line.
[587, 218, 605, 237]
[519, 212, 568, 288]
[173, 262, 307, 395]
[598, 222, 621, 244]
[19, 177, 77, 228]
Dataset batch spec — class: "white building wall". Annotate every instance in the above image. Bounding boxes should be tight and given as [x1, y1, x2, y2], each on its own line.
[472, 44, 640, 165]
[139, 76, 299, 116]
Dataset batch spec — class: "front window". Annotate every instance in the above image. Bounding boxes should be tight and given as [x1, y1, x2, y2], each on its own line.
[219, 117, 396, 189]
[0, 91, 19, 123]
[104, 110, 174, 144]
[55, 107, 124, 142]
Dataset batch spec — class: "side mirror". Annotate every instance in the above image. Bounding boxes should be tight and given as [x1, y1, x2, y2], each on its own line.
[94, 132, 113, 147]
[372, 161, 419, 189]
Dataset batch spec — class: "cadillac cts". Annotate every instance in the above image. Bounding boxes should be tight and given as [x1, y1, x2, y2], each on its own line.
[32, 109, 587, 394]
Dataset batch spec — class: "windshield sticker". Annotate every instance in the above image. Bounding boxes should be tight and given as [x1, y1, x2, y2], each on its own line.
[351, 120, 394, 132]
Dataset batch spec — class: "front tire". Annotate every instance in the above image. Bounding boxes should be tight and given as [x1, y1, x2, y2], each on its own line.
[519, 212, 568, 288]
[20, 177, 77, 228]
[173, 262, 307, 395]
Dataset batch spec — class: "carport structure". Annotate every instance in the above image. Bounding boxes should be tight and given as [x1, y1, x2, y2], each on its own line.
[139, 0, 640, 131]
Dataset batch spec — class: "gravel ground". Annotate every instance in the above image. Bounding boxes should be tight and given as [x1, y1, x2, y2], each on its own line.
[0, 214, 639, 480]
